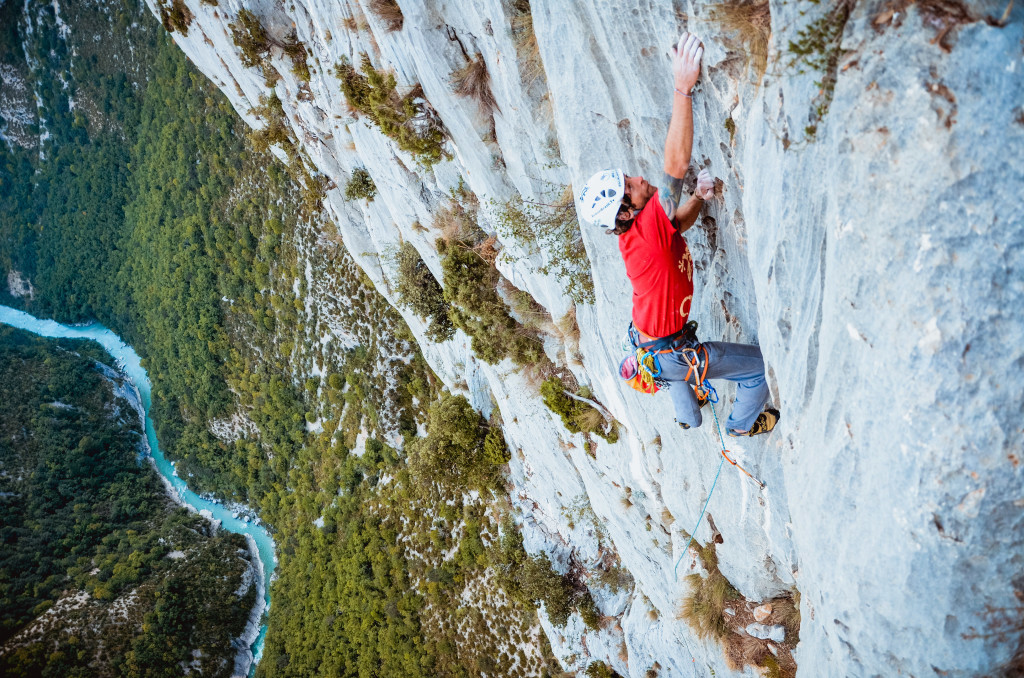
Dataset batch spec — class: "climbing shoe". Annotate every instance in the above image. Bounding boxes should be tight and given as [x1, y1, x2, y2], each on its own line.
[728, 408, 780, 437]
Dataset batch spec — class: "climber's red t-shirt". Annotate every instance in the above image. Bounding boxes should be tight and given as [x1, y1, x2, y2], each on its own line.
[618, 189, 694, 339]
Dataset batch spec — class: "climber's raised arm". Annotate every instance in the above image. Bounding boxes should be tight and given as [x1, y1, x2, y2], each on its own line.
[664, 33, 704, 179]
[668, 168, 715, 233]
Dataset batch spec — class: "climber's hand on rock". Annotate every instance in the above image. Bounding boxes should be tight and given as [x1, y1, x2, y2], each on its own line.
[672, 33, 703, 94]
[695, 168, 715, 200]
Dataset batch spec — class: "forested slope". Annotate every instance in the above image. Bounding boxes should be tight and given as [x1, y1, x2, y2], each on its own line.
[0, 2, 580, 675]
[0, 325, 254, 677]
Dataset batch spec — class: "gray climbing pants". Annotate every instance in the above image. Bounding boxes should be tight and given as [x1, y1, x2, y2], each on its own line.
[657, 341, 769, 432]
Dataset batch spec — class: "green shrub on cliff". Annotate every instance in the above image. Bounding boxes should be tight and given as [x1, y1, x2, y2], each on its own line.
[158, 0, 193, 35]
[230, 8, 310, 83]
[540, 376, 618, 443]
[394, 242, 455, 342]
[585, 661, 622, 678]
[406, 393, 505, 490]
[490, 516, 589, 628]
[334, 54, 447, 165]
[344, 168, 377, 201]
[440, 241, 543, 365]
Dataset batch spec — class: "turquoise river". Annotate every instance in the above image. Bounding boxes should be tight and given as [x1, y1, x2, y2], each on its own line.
[0, 304, 275, 673]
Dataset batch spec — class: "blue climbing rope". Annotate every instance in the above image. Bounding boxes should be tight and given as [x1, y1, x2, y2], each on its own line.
[672, 388, 731, 581]
[673, 454, 724, 580]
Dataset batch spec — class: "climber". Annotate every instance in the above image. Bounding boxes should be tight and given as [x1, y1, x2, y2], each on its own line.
[576, 33, 778, 437]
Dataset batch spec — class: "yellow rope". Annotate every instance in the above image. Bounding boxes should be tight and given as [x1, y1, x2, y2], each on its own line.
[636, 348, 659, 391]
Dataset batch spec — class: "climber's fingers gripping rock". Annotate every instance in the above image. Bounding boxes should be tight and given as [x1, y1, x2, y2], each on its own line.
[672, 33, 703, 94]
[696, 168, 715, 201]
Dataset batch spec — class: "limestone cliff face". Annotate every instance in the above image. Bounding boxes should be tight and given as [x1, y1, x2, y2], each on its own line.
[150, 0, 1024, 675]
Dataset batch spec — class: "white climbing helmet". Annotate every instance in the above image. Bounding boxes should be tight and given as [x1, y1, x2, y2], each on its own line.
[577, 169, 625, 230]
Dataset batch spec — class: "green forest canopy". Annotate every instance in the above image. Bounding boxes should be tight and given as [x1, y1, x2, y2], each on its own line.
[0, 325, 254, 677]
[0, 2, 608, 675]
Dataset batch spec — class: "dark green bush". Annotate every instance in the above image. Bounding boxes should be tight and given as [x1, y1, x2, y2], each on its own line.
[407, 394, 504, 490]
[394, 242, 455, 342]
[441, 245, 543, 365]
[335, 55, 447, 165]
[490, 516, 587, 628]
[249, 93, 294, 155]
[540, 377, 618, 443]
[519, 554, 573, 626]
[230, 8, 270, 69]
[344, 168, 377, 201]
[483, 425, 510, 466]
[577, 590, 601, 631]
[282, 39, 310, 81]
[585, 661, 622, 678]
[158, 0, 193, 35]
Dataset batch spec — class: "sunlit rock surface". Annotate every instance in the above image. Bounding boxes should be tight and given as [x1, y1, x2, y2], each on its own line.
[148, 0, 1024, 675]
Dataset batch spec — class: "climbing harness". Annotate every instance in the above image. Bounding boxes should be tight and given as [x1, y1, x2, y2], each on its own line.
[618, 321, 701, 395]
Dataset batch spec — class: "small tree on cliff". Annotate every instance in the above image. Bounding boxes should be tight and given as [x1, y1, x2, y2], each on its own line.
[406, 394, 506, 490]
[230, 9, 310, 82]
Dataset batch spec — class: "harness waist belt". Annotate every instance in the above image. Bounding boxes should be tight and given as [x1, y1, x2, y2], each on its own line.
[630, 321, 700, 353]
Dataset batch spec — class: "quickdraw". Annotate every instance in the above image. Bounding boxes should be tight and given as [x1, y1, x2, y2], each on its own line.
[680, 344, 710, 402]
[721, 447, 765, 487]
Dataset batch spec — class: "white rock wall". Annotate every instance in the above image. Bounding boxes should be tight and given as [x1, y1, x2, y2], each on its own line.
[148, 0, 1024, 675]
